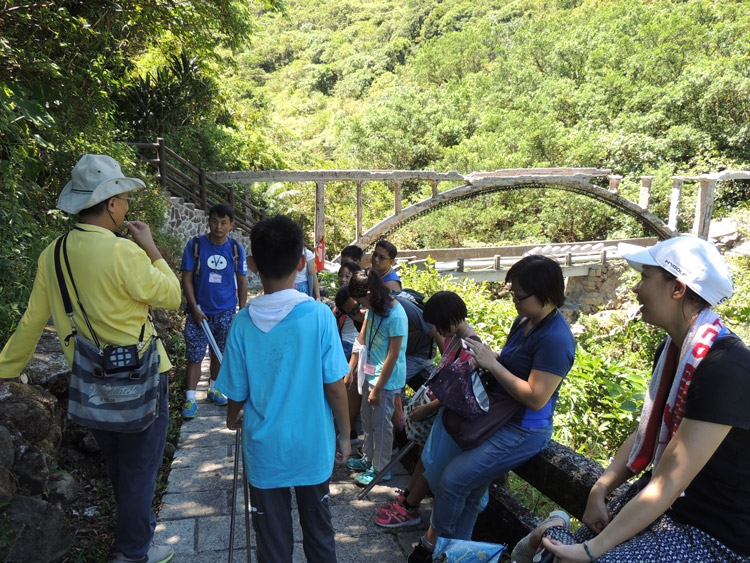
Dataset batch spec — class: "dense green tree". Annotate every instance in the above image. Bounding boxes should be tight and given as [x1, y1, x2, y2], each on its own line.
[230, 0, 750, 250]
[0, 0, 283, 340]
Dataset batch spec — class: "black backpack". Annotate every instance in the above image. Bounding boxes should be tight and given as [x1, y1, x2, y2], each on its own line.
[391, 288, 434, 357]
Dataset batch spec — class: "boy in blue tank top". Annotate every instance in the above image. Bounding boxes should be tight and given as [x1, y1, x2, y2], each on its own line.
[216, 215, 351, 562]
[370, 240, 402, 291]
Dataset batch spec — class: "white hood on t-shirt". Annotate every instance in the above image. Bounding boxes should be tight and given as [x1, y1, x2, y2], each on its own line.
[247, 289, 314, 333]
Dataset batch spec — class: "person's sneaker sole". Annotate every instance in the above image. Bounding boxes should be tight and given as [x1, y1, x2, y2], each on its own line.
[111, 546, 174, 563]
[375, 512, 421, 528]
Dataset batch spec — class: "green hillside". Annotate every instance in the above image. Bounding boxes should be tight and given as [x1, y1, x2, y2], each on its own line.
[2, 0, 750, 338]
[226, 0, 750, 249]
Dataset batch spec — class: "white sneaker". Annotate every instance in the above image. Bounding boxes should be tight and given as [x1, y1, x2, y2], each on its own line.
[112, 543, 174, 563]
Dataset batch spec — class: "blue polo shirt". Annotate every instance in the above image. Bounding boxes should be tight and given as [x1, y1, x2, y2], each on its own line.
[498, 311, 576, 428]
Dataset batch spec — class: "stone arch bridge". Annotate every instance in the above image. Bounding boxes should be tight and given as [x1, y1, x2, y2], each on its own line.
[210, 167, 749, 253]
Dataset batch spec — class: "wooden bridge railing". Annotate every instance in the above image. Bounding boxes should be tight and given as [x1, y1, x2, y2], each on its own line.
[128, 138, 265, 233]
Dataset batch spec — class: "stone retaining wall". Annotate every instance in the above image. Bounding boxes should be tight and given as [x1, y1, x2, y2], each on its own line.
[565, 261, 629, 314]
[164, 196, 252, 251]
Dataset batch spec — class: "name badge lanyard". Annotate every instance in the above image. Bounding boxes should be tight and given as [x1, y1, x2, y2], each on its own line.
[208, 240, 225, 284]
[367, 314, 387, 352]
[366, 300, 394, 351]
[361, 302, 393, 381]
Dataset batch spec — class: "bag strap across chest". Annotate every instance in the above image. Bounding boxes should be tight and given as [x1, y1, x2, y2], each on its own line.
[54, 230, 148, 350]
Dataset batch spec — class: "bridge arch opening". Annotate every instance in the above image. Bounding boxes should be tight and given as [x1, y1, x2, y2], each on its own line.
[353, 180, 676, 252]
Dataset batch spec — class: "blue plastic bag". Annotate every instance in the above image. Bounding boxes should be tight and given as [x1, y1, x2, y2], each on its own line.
[433, 537, 505, 562]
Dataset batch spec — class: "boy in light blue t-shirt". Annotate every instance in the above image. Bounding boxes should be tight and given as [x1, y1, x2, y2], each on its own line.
[215, 215, 350, 562]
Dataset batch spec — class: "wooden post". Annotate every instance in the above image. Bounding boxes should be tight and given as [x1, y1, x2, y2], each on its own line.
[638, 176, 653, 210]
[157, 137, 166, 187]
[565, 253, 572, 266]
[608, 175, 622, 193]
[228, 185, 235, 209]
[394, 180, 402, 215]
[668, 178, 683, 231]
[356, 181, 363, 240]
[315, 181, 326, 250]
[431, 180, 438, 199]
[457, 257, 465, 272]
[692, 178, 716, 240]
[199, 168, 207, 210]
[494, 255, 502, 270]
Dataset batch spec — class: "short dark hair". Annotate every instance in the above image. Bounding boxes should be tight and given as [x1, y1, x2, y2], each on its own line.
[341, 245, 363, 262]
[209, 203, 234, 222]
[506, 255, 565, 308]
[423, 291, 468, 334]
[375, 240, 397, 259]
[250, 215, 303, 280]
[335, 285, 352, 310]
[340, 261, 362, 275]
[348, 269, 391, 315]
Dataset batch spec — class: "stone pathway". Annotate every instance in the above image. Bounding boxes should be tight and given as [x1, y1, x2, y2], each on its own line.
[154, 359, 430, 562]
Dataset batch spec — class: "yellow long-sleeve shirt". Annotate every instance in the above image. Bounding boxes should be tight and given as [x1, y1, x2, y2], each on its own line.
[0, 224, 181, 377]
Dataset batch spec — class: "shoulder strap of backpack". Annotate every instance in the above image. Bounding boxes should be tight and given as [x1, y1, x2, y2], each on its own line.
[193, 235, 201, 276]
[336, 311, 346, 334]
[230, 237, 239, 273]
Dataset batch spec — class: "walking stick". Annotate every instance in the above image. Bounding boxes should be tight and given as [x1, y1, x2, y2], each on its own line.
[356, 440, 416, 500]
[201, 320, 251, 563]
[201, 318, 223, 363]
[242, 443, 252, 563]
[229, 427, 241, 563]
[228, 423, 253, 563]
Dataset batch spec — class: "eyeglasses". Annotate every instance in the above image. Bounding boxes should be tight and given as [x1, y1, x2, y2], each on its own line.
[371, 251, 389, 262]
[347, 305, 361, 317]
[115, 195, 131, 202]
[509, 289, 533, 302]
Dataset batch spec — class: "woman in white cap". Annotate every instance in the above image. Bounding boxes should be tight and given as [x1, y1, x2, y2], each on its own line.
[520, 236, 750, 562]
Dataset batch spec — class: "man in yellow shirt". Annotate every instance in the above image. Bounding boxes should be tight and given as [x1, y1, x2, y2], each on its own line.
[0, 154, 180, 563]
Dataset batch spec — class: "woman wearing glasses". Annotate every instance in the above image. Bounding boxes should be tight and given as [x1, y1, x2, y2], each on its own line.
[409, 255, 576, 563]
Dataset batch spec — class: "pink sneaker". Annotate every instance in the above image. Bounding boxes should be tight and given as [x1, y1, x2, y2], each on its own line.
[375, 501, 421, 528]
[378, 493, 405, 515]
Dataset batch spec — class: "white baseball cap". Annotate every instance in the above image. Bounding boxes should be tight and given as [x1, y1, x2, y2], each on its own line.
[57, 154, 145, 214]
[618, 236, 733, 306]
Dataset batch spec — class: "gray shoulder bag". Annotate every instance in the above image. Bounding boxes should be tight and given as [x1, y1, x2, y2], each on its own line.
[54, 230, 161, 433]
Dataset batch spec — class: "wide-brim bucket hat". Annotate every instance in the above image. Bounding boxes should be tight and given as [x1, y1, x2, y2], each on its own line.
[57, 154, 145, 214]
[619, 236, 733, 307]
